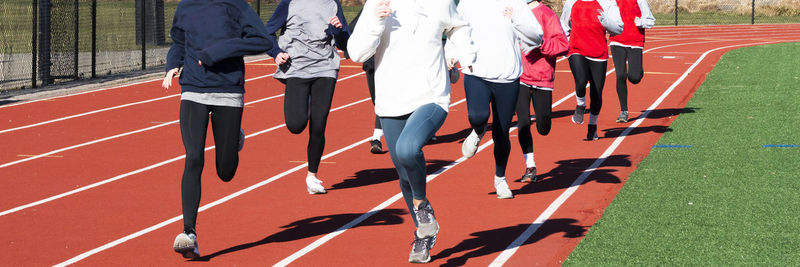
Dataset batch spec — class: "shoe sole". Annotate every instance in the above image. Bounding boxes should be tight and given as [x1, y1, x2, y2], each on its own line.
[409, 255, 431, 263]
[416, 222, 439, 239]
[307, 188, 327, 194]
[370, 146, 382, 154]
[616, 118, 628, 123]
[497, 194, 514, 199]
[520, 176, 538, 183]
[174, 247, 200, 259]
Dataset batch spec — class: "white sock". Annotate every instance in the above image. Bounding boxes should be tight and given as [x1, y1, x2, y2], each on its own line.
[494, 175, 506, 183]
[589, 114, 598, 125]
[576, 96, 586, 106]
[372, 129, 383, 141]
[523, 153, 536, 168]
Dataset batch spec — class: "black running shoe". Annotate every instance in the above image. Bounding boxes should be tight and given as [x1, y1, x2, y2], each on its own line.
[520, 167, 538, 183]
[585, 124, 599, 141]
[369, 139, 382, 154]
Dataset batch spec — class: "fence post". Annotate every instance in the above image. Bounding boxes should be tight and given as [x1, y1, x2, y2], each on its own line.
[140, 0, 146, 70]
[674, 0, 678, 26]
[38, 0, 52, 86]
[73, 0, 79, 80]
[751, 0, 755, 24]
[31, 0, 38, 88]
[91, 0, 96, 78]
[257, 0, 261, 17]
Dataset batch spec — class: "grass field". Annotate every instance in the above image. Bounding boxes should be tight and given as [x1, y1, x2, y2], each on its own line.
[564, 42, 800, 265]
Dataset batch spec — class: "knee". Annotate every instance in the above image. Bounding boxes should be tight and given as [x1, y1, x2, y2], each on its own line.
[217, 169, 236, 182]
[537, 120, 551, 136]
[468, 112, 489, 128]
[616, 71, 627, 81]
[185, 153, 204, 170]
[629, 72, 643, 84]
[394, 143, 421, 169]
[285, 119, 307, 134]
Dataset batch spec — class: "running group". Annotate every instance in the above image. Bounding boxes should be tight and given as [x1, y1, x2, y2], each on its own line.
[161, 0, 654, 263]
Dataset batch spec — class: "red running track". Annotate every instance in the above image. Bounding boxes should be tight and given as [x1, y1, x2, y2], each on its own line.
[1, 24, 798, 266]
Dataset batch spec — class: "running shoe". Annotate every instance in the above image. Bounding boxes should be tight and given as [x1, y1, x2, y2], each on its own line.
[494, 177, 514, 199]
[572, 105, 586, 124]
[616, 111, 629, 123]
[520, 167, 538, 183]
[585, 124, 599, 141]
[414, 200, 439, 238]
[369, 139, 382, 154]
[306, 176, 327, 194]
[461, 128, 485, 158]
[408, 235, 437, 263]
[173, 232, 200, 259]
[238, 128, 245, 152]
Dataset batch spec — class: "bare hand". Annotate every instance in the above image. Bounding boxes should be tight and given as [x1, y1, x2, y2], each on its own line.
[503, 7, 513, 18]
[330, 16, 342, 28]
[375, 0, 392, 19]
[198, 60, 203, 66]
[446, 58, 457, 70]
[162, 68, 180, 91]
[275, 52, 290, 65]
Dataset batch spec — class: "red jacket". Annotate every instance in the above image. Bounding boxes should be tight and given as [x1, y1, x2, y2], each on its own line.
[567, 0, 609, 59]
[610, 0, 646, 47]
[520, 4, 568, 89]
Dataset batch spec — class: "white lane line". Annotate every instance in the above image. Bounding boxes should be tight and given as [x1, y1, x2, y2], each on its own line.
[488, 40, 781, 266]
[0, 73, 275, 134]
[53, 37, 772, 265]
[0, 72, 363, 170]
[0, 57, 274, 109]
[271, 38, 766, 265]
[54, 97, 464, 267]
[0, 73, 366, 217]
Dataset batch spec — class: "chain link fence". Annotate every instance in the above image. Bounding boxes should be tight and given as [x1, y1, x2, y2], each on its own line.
[1, 0, 798, 92]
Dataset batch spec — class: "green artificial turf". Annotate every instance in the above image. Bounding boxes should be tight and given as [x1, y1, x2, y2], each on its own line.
[564, 42, 800, 265]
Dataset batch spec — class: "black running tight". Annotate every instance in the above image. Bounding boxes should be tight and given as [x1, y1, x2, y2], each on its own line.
[179, 100, 243, 233]
[516, 85, 552, 154]
[284, 77, 336, 173]
[610, 45, 643, 112]
[364, 58, 381, 130]
[568, 54, 607, 116]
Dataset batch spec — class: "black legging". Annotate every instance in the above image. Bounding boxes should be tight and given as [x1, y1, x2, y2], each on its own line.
[179, 100, 243, 233]
[516, 84, 552, 154]
[568, 54, 607, 116]
[610, 45, 643, 112]
[284, 77, 336, 173]
[364, 58, 381, 130]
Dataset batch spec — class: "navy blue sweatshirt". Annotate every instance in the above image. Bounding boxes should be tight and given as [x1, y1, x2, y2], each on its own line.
[165, 0, 274, 94]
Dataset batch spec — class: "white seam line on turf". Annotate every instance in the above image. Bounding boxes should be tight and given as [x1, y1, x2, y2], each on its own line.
[0, 72, 363, 170]
[0, 72, 366, 217]
[0, 73, 272, 134]
[271, 38, 774, 265]
[0, 57, 273, 109]
[0, 73, 274, 134]
[52, 97, 464, 267]
[488, 40, 781, 266]
[51, 36, 780, 265]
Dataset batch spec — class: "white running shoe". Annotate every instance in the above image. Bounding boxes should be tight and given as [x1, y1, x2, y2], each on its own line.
[461, 129, 485, 158]
[494, 177, 514, 199]
[306, 176, 327, 194]
[173, 232, 200, 259]
[238, 128, 245, 152]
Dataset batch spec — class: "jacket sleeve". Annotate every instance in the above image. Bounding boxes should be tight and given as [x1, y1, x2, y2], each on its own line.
[560, 0, 575, 39]
[538, 7, 569, 57]
[511, 0, 543, 47]
[444, 0, 477, 67]
[346, 0, 386, 63]
[264, 0, 290, 58]
[325, 0, 351, 52]
[196, 3, 275, 67]
[598, 0, 624, 35]
[637, 0, 655, 29]
[165, 10, 185, 71]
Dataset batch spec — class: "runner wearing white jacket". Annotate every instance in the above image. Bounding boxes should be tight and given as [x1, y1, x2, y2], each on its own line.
[348, 0, 477, 263]
[455, 0, 543, 200]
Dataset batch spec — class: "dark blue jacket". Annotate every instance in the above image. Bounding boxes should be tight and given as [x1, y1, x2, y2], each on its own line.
[165, 0, 274, 94]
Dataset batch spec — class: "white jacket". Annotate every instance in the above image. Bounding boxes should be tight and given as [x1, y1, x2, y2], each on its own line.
[347, 0, 478, 117]
[454, 0, 543, 83]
